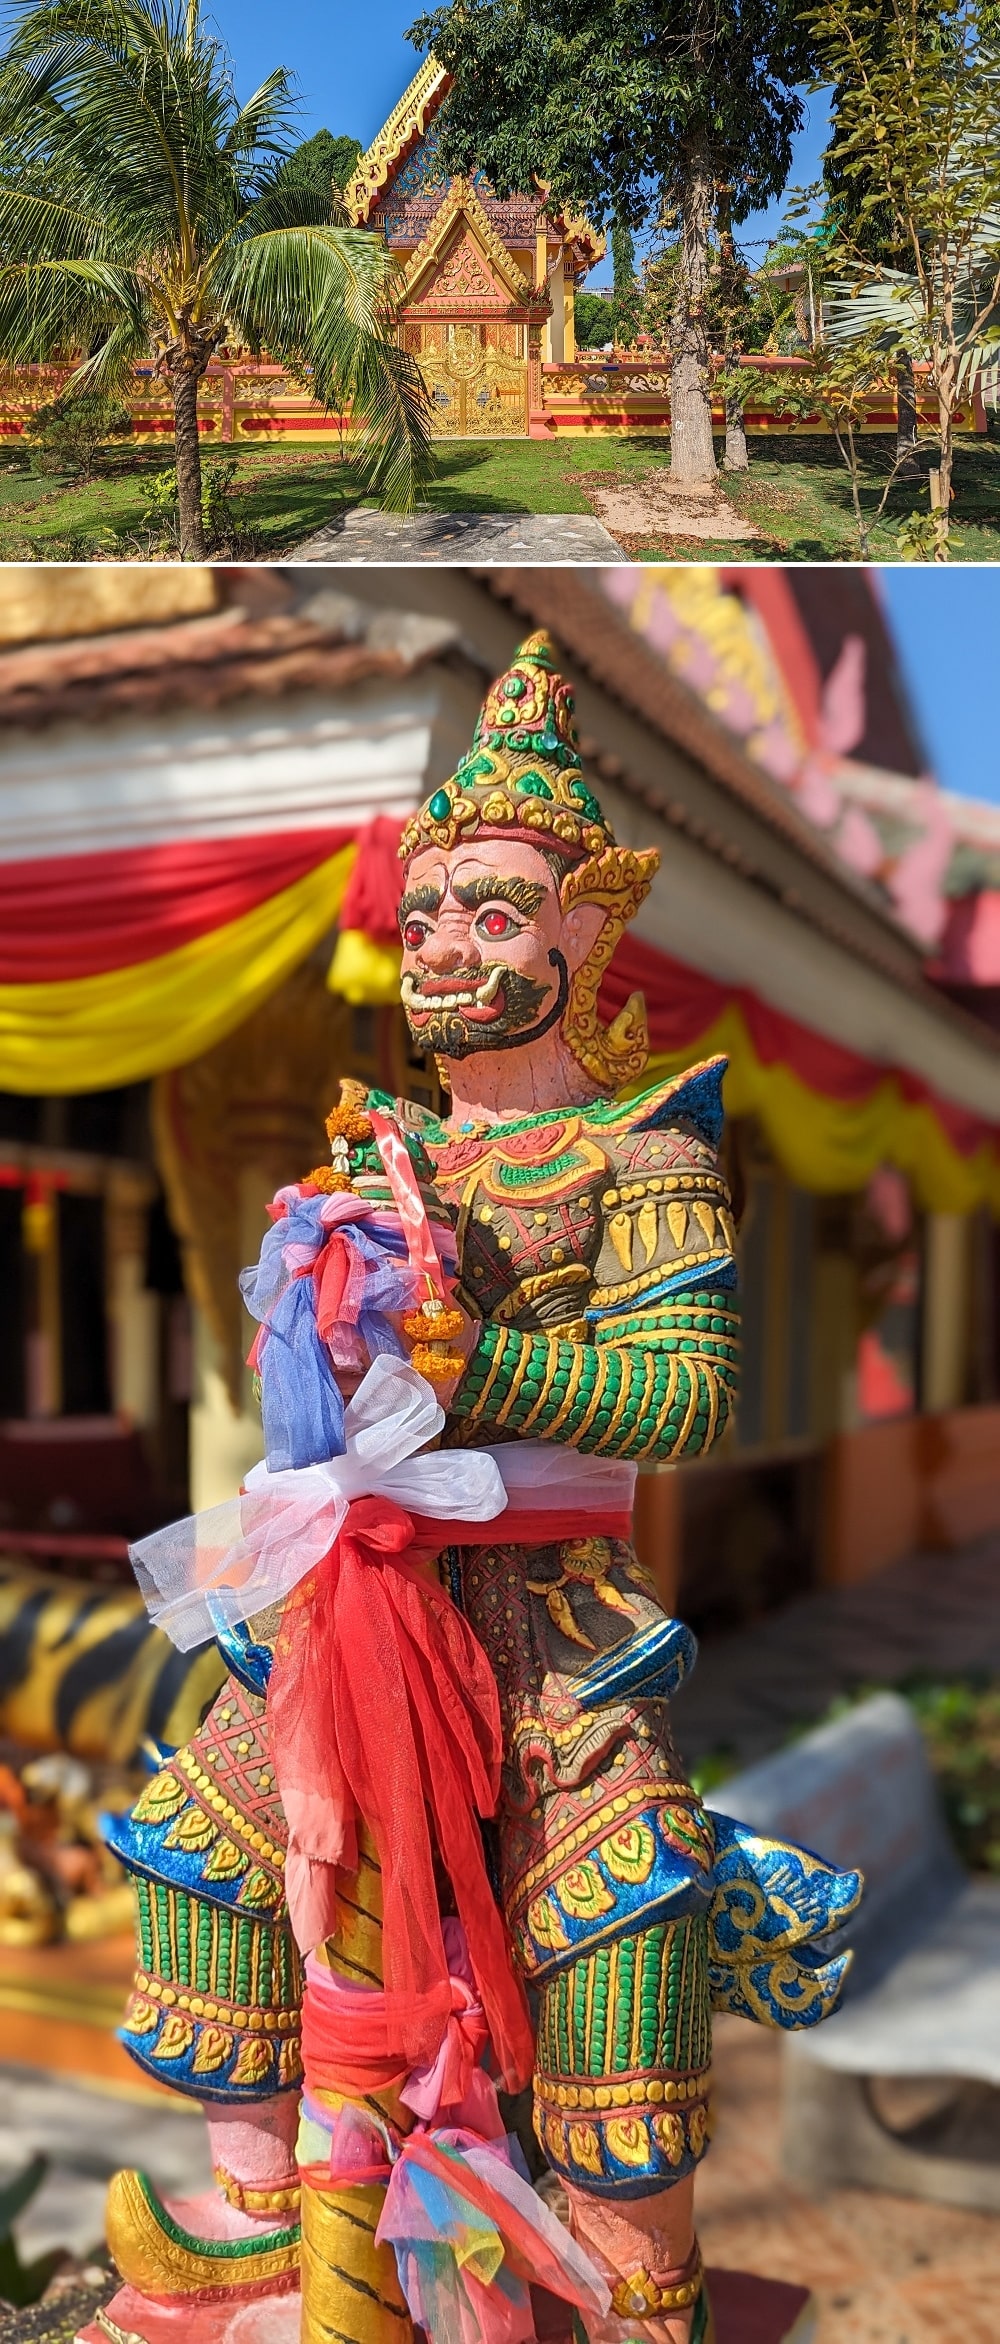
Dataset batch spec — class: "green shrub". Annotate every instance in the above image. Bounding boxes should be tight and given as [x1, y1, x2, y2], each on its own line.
[21, 391, 133, 479]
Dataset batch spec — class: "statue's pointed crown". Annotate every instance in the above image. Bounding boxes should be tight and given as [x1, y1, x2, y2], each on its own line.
[399, 630, 617, 864]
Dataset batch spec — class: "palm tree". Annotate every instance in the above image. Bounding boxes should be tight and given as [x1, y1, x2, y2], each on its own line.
[0, 0, 432, 556]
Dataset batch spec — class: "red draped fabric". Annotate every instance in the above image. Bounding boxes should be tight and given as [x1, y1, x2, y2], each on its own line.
[0, 826, 355, 981]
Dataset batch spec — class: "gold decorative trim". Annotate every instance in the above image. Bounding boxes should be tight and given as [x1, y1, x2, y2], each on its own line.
[214, 2168, 301, 2216]
[601, 1174, 730, 1208]
[492, 1263, 591, 1326]
[105, 2170, 300, 2300]
[559, 846, 659, 1092]
[131, 1976, 299, 2034]
[610, 2247, 704, 2319]
[591, 1252, 731, 1311]
[513, 1785, 694, 1902]
[536, 2072, 711, 2112]
[175, 1746, 284, 1872]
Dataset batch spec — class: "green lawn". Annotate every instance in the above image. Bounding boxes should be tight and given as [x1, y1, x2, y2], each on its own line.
[1, 429, 998, 559]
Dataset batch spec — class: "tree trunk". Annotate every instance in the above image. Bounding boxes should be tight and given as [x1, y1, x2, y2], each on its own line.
[171, 360, 207, 560]
[669, 139, 717, 484]
[936, 350, 955, 545]
[724, 381, 748, 470]
[895, 352, 918, 468]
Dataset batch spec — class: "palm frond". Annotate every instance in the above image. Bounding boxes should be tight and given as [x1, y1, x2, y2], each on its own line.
[0, 252, 146, 365]
[0, 0, 432, 505]
[211, 222, 432, 506]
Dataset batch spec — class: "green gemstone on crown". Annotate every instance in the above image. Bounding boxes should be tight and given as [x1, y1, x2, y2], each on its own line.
[514, 772, 554, 800]
[428, 788, 452, 821]
[570, 779, 604, 822]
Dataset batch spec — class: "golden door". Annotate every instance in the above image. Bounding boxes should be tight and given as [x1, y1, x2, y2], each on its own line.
[407, 322, 528, 437]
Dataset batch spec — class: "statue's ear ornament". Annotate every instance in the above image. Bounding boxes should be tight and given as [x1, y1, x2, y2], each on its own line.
[558, 844, 659, 1091]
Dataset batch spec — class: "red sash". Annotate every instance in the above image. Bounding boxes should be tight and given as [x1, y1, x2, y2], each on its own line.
[268, 1493, 629, 2093]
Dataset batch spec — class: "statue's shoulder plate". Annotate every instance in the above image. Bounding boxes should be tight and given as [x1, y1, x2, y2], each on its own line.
[586, 1059, 735, 1312]
[589, 1056, 727, 1153]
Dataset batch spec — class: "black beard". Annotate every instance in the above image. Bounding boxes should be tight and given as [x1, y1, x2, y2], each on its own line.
[404, 952, 569, 1060]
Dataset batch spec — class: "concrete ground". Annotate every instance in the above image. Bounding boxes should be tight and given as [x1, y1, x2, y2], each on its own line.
[0, 2065, 208, 2266]
[671, 1534, 1000, 1773]
[290, 508, 625, 561]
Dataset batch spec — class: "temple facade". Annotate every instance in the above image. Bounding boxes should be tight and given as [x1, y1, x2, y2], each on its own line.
[343, 56, 603, 435]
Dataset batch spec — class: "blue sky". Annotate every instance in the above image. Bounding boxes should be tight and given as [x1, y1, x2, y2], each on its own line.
[206, 0, 830, 283]
[879, 573, 1000, 807]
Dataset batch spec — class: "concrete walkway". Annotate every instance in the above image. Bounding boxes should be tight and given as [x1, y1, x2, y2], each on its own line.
[671, 1533, 1000, 1773]
[290, 508, 625, 562]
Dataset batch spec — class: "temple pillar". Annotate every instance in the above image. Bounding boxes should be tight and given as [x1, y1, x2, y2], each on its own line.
[106, 1170, 159, 1430]
[922, 1212, 970, 1411]
[188, 1297, 264, 1513]
[633, 1465, 681, 1614]
[550, 248, 566, 361]
[536, 224, 551, 358]
[564, 273, 576, 360]
[152, 961, 353, 1509]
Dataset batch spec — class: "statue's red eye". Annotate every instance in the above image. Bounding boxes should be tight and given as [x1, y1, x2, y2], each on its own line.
[403, 920, 427, 950]
[481, 909, 513, 938]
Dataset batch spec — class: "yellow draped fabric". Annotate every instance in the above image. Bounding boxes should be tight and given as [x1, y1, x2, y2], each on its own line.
[643, 1003, 1000, 1216]
[326, 929, 403, 1007]
[0, 846, 356, 1094]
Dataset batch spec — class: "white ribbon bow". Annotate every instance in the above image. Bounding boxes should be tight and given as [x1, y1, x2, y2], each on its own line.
[131, 1352, 636, 1653]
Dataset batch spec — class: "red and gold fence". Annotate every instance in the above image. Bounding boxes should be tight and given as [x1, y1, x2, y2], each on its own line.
[0, 350, 987, 445]
[529, 352, 985, 439]
[0, 360, 351, 447]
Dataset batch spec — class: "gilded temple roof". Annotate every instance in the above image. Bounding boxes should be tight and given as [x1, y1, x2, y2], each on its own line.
[344, 53, 603, 277]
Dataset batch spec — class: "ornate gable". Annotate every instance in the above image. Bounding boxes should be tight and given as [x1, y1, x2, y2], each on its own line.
[344, 56, 451, 226]
[402, 178, 541, 317]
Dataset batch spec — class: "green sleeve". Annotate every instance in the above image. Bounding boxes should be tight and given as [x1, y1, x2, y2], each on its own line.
[450, 1286, 739, 1462]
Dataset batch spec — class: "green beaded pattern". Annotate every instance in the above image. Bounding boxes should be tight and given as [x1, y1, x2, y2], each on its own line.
[133, 1877, 301, 2012]
[537, 1916, 711, 2082]
[453, 1288, 738, 1462]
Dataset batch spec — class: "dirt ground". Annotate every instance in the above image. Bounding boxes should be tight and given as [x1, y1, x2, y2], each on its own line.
[701, 2018, 998, 2344]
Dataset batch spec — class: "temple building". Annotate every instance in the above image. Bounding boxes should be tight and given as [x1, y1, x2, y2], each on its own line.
[343, 56, 603, 433]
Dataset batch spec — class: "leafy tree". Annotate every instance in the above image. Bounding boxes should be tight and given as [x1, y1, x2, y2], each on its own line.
[740, 333, 918, 554]
[277, 128, 363, 205]
[715, 202, 756, 469]
[642, 219, 760, 466]
[0, 0, 431, 557]
[573, 288, 612, 346]
[808, 0, 1000, 535]
[823, 0, 952, 460]
[408, 0, 815, 481]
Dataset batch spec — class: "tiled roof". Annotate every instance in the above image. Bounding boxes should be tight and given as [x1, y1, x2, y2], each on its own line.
[0, 574, 458, 730]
